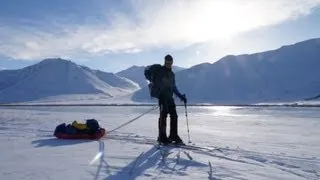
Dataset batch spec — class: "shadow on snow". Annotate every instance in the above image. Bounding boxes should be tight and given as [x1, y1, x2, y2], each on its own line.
[31, 138, 93, 147]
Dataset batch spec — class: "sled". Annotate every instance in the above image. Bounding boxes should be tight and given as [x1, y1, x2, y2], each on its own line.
[53, 119, 105, 140]
[54, 128, 106, 140]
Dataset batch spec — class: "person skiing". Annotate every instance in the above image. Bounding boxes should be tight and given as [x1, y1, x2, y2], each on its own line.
[144, 54, 187, 145]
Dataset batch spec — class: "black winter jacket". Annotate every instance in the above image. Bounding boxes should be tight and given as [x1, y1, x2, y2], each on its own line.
[144, 64, 182, 99]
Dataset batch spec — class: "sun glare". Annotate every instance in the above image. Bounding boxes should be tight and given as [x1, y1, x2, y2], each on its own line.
[182, 1, 261, 42]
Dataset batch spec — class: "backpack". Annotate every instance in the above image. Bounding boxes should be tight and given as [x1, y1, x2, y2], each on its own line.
[86, 119, 100, 134]
[144, 64, 163, 98]
[54, 123, 66, 135]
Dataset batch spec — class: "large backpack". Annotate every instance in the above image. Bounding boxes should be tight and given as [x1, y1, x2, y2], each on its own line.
[144, 64, 163, 98]
[86, 119, 100, 134]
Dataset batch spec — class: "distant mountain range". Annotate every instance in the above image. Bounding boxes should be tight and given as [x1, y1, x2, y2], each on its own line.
[0, 58, 139, 103]
[133, 38, 320, 104]
[116, 65, 185, 88]
[0, 38, 319, 104]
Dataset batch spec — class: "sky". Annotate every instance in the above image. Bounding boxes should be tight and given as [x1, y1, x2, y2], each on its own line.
[0, 0, 320, 73]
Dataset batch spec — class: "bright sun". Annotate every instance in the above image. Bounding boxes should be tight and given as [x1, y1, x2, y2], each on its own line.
[176, 1, 261, 42]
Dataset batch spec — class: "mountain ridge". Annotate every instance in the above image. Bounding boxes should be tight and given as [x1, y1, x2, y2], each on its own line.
[0, 58, 139, 103]
[116, 65, 186, 88]
[133, 38, 320, 104]
[1, 38, 319, 104]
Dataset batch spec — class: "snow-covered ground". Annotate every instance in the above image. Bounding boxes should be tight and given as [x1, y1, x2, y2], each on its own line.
[12, 94, 140, 105]
[255, 100, 320, 107]
[0, 106, 319, 180]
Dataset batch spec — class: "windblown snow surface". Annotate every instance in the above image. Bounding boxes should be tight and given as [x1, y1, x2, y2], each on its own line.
[0, 106, 319, 180]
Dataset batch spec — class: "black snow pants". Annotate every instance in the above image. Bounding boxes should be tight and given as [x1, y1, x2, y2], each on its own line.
[158, 95, 178, 138]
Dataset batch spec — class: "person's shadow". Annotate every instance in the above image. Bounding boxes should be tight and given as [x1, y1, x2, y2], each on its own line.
[102, 145, 207, 180]
[31, 138, 92, 147]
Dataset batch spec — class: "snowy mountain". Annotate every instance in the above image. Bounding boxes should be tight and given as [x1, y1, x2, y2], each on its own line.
[80, 66, 139, 90]
[116, 65, 148, 88]
[0, 58, 139, 103]
[133, 38, 320, 104]
[304, 93, 320, 101]
[117, 65, 186, 88]
[172, 65, 186, 72]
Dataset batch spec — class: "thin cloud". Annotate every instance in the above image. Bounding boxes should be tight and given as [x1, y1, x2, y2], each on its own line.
[0, 0, 320, 60]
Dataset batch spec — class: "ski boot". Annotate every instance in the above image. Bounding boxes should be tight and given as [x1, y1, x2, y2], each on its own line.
[168, 135, 184, 145]
[157, 136, 172, 146]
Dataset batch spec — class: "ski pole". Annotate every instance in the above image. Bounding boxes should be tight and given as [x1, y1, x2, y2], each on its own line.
[184, 102, 191, 143]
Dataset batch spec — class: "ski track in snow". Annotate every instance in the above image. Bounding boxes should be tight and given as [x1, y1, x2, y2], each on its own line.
[104, 132, 319, 179]
[0, 106, 319, 180]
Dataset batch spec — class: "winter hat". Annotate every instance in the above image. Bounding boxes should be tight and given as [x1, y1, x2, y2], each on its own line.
[164, 54, 173, 62]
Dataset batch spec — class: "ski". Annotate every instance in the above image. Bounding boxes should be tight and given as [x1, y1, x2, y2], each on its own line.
[157, 142, 221, 152]
[105, 133, 223, 153]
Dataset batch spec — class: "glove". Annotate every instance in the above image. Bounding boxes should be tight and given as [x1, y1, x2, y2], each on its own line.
[180, 94, 187, 104]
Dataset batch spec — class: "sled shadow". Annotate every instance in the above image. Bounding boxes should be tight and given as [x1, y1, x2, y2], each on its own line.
[32, 138, 93, 147]
[103, 145, 207, 180]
